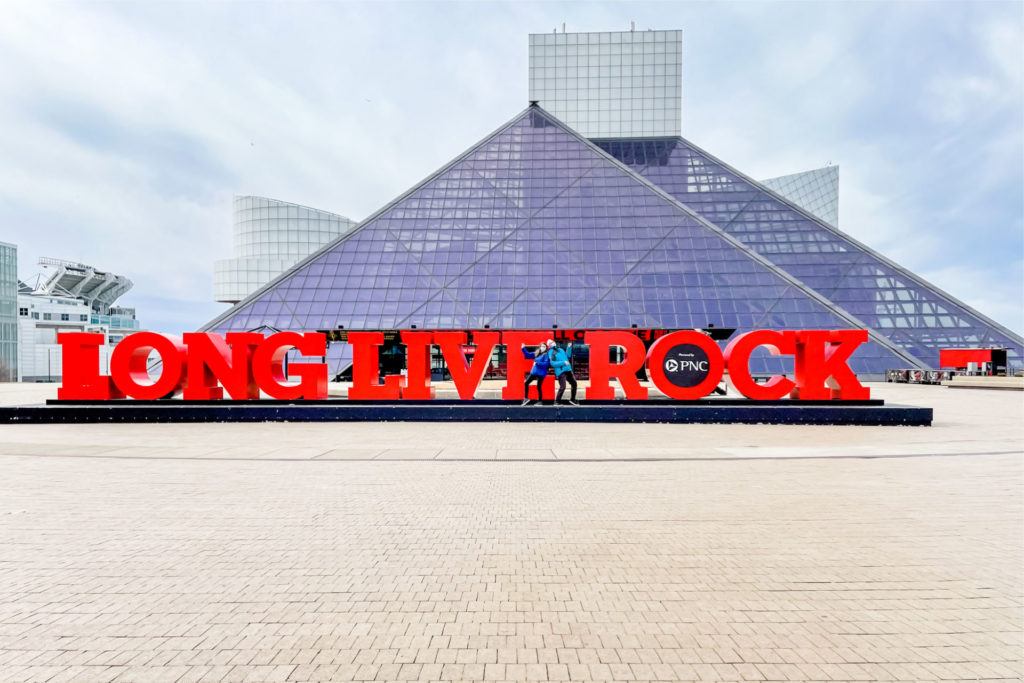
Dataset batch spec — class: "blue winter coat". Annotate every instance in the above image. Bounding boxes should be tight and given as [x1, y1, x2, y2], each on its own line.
[522, 347, 551, 376]
[548, 346, 572, 376]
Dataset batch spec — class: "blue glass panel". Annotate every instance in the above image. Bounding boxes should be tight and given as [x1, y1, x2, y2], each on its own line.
[203, 108, 920, 376]
[596, 137, 1024, 369]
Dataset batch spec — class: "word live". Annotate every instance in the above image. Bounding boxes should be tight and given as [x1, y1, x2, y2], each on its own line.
[56, 329, 871, 402]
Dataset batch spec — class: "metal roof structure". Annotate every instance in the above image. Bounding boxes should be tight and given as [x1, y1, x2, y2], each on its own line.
[31, 257, 133, 314]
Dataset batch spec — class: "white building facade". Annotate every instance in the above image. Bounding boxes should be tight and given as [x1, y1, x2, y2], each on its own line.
[214, 196, 358, 304]
[528, 28, 682, 138]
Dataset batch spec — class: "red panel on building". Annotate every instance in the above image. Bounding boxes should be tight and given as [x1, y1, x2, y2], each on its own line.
[939, 348, 992, 368]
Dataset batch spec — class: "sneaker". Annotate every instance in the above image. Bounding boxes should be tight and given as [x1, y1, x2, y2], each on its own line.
[567, 400, 580, 406]
[520, 399, 532, 406]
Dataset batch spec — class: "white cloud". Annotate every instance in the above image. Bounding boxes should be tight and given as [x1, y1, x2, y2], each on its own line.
[922, 18, 1022, 127]
[927, 75, 1002, 123]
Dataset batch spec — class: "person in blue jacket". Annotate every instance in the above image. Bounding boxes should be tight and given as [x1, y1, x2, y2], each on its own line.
[520, 343, 551, 406]
[547, 339, 579, 405]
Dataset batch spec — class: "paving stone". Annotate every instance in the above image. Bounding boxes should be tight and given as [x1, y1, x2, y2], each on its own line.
[0, 383, 1020, 681]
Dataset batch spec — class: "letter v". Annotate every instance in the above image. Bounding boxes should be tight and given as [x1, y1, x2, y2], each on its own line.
[434, 331, 500, 400]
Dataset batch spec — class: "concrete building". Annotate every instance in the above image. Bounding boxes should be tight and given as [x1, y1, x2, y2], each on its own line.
[214, 196, 358, 304]
[0, 241, 16, 382]
[17, 257, 140, 382]
[528, 28, 682, 138]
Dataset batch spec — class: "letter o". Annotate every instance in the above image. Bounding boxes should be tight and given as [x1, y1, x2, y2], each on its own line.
[724, 330, 796, 400]
[646, 330, 724, 400]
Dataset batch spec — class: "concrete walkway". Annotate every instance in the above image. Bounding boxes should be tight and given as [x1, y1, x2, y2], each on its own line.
[0, 383, 1019, 461]
[0, 383, 1020, 682]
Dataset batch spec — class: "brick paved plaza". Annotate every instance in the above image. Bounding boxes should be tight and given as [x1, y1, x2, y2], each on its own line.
[0, 384, 1021, 682]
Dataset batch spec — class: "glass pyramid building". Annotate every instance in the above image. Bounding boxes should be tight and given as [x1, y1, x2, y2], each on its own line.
[592, 137, 1022, 370]
[204, 106, 1022, 377]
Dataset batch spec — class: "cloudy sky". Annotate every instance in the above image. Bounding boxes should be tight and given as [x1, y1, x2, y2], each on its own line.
[1, 1, 1021, 334]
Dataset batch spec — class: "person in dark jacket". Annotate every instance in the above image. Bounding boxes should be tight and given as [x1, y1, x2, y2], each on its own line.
[548, 340, 579, 405]
[520, 343, 551, 405]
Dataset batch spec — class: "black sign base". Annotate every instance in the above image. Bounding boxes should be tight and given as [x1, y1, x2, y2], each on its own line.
[0, 399, 932, 426]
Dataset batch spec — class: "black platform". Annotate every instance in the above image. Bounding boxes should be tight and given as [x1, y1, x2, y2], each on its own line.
[0, 398, 932, 426]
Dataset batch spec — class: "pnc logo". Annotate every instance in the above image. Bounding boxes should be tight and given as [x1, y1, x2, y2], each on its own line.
[665, 358, 709, 373]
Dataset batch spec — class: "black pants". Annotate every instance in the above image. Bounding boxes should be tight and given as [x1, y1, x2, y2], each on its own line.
[556, 371, 578, 401]
[524, 373, 545, 401]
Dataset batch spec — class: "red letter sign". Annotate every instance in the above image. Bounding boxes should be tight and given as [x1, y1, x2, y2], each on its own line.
[56, 327, 872, 405]
[646, 330, 724, 400]
[251, 332, 328, 400]
[435, 331, 499, 400]
[793, 330, 870, 400]
[56, 332, 122, 400]
[584, 331, 648, 400]
[724, 330, 796, 400]
[399, 331, 435, 400]
[110, 332, 187, 400]
[500, 331, 555, 401]
[347, 331, 403, 400]
[182, 332, 262, 400]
